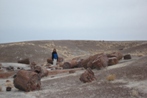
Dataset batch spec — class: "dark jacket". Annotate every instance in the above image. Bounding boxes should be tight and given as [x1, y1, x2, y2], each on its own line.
[52, 51, 58, 60]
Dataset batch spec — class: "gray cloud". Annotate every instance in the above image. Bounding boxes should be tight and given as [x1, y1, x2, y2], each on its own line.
[0, 0, 147, 43]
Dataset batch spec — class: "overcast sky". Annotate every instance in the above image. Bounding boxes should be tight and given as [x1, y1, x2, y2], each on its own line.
[0, 0, 147, 43]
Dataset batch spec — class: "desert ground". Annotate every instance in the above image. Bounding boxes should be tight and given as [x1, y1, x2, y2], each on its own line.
[0, 40, 147, 98]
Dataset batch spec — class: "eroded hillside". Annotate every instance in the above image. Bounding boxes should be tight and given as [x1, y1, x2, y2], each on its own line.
[0, 40, 147, 64]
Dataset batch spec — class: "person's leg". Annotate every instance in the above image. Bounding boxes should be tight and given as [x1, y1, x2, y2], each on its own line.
[53, 59, 57, 66]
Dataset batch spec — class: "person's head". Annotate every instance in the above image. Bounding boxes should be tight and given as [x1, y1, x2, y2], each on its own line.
[53, 48, 56, 52]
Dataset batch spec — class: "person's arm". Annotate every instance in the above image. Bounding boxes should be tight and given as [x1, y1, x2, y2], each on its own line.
[57, 53, 58, 61]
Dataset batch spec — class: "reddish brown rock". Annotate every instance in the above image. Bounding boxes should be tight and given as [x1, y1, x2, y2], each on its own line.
[69, 70, 76, 74]
[62, 62, 71, 69]
[58, 57, 64, 62]
[18, 58, 30, 64]
[13, 70, 41, 92]
[107, 51, 123, 60]
[108, 57, 118, 66]
[47, 58, 53, 64]
[91, 54, 108, 69]
[70, 57, 84, 68]
[79, 68, 96, 83]
[124, 54, 131, 60]
[0, 72, 14, 78]
[30, 62, 36, 71]
[80, 57, 91, 69]
[81, 53, 108, 69]
[70, 59, 82, 68]
[34, 66, 48, 78]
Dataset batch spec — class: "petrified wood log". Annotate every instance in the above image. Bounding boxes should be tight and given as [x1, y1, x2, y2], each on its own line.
[34, 66, 48, 78]
[58, 57, 64, 62]
[30, 62, 37, 71]
[81, 53, 108, 69]
[80, 68, 96, 83]
[91, 54, 108, 69]
[124, 54, 131, 60]
[13, 70, 41, 92]
[108, 57, 118, 66]
[18, 58, 30, 64]
[107, 51, 123, 60]
[71, 57, 84, 68]
[62, 62, 71, 69]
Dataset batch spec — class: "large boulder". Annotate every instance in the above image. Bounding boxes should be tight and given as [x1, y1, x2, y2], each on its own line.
[70, 57, 84, 68]
[91, 54, 108, 69]
[79, 68, 96, 83]
[108, 57, 118, 66]
[107, 51, 123, 60]
[81, 53, 108, 69]
[13, 70, 41, 92]
[70, 59, 83, 68]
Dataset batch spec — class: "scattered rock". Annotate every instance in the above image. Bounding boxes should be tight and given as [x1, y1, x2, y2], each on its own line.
[69, 70, 76, 74]
[17, 67, 20, 69]
[18, 58, 30, 64]
[6, 87, 11, 91]
[34, 66, 48, 78]
[47, 58, 53, 64]
[30, 62, 37, 71]
[62, 62, 71, 69]
[80, 68, 96, 83]
[6, 66, 14, 71]
[13, 70, 41, 92]
[58, 57, 64, 62]
[124, 54, 131, 60]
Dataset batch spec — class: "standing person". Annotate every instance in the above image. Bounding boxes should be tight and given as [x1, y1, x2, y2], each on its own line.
[52, 48, 58, 66]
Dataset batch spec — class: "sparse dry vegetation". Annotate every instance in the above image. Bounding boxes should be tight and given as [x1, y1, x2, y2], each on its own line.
[106, 74, 116, 81]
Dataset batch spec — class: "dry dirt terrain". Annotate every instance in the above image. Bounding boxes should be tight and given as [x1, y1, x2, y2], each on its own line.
[0, 40, 147, 98]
